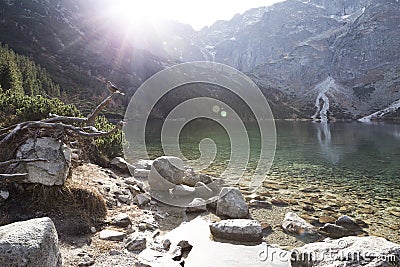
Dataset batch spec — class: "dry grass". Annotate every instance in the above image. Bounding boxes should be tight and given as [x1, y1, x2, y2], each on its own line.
[30, 179, 107, 221]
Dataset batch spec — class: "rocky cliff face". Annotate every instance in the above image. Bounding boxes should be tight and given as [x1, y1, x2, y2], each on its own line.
[0, 0, 399, 119]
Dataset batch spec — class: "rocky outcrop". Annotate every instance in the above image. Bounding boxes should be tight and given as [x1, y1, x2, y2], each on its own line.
[15, 137, 71, 186]
[209, 219, 263, 243]
[291, 236, 400, 267]
[216, 187, 249, 219]
[0, 217, 61, 267]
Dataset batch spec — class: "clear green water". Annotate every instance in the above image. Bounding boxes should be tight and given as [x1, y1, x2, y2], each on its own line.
[126, 119, 400, 241]
[142, 120, 400, 199]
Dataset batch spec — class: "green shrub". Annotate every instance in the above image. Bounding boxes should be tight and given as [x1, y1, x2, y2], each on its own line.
[0, 90, 80, 127]
[94, 116, 124, 159]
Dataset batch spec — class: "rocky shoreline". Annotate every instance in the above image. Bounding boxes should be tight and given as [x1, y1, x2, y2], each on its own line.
[0, 157, 399, 266]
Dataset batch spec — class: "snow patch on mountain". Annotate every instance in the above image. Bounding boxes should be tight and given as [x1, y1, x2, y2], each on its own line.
[311, 76, 342, 122]
[358, 99, 400, 122]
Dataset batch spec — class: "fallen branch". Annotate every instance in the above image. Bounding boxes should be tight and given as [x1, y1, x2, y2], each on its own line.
[0, 173, 28, 180]
[0, 158, 47, 167]
[44, 114, 88, 124]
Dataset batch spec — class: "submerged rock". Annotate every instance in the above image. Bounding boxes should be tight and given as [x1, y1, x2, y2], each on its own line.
[319, 223, 353, 238]
[210, 219, 263, 243]
[335, 215, 363, 232]
[282, 212, 318, 237]
[216, 187, 249, 219]
[291, 236, 400, 267]
[0, 217, 61, 267]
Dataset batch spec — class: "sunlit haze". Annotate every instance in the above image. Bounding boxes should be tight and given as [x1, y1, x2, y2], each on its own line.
[106, 0, 285, 30]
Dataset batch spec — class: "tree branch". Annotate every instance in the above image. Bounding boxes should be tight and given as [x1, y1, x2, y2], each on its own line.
[44, 114, 88, 124]
[86, 92, 117, 126]
[0, 173, 28, 180]
[0, 158, 47, 167]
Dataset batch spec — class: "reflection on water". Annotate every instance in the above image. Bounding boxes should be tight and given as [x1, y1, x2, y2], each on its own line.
[314, 122, 339, 164]
[125, 120, 400, 201]
[127, 120, 400, 242]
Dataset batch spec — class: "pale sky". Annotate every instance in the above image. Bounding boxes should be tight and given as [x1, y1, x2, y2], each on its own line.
[109, 0, 285, 30]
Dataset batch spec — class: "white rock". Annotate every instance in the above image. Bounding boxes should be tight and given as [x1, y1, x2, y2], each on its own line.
[210, 219, 263, 242]
[291, 236, 400, 267]
[216, 187, 249, 219]
[99, 229, 126, 241]
[0, 217, 61, 266]
[16, 137, 71, 186]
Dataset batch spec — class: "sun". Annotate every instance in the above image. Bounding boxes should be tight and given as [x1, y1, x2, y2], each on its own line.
[102, 0, 168, 27]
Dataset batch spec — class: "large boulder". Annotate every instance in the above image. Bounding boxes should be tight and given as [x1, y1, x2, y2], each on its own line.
[0, 217, 61, 267]
[209, 219, 263, 243]
[291, 236, 400, 267]
[148, 156, 185, 191]
[216, 187, 249, 218]
[16, 137, 71, 186]
[282, 212, 318, 237]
